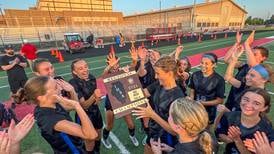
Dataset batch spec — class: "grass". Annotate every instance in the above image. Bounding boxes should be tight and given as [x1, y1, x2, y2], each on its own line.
[0, 31, 274, 153]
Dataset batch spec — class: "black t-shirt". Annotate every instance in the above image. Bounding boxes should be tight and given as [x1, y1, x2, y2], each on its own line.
[35, 104, 84, 153]
[135, 60, 156, 88]
[169, 139, 203, 154]
[226, 64, 250, 110]
[69, 74, 98, 113]
[0, 54, 27, 80]
[215, 111, 274, 154]
[147, 81, 184, 146]
[188, 71, 225, 122]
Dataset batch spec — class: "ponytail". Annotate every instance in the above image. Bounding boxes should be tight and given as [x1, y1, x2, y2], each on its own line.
[12, 88, 27, 104]
[199, 131, 213, 154]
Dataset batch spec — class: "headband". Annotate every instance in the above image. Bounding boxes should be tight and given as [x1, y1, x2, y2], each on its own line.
[202, 54, 216, 63]
[252, 64, 269, 80]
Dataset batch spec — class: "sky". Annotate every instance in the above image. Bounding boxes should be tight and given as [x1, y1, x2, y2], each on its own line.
[0, 0, 273, 19]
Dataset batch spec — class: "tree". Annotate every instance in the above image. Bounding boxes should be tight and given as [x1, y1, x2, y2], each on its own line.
[245, 16, 265, 25]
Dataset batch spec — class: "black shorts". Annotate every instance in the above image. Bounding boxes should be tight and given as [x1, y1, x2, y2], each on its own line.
[104, 95, 113, 111]
[75, 105, 103, 129]
[146, 131, 178, 147]
[205, 106, 216, 124]
[8, 78, 28, 94]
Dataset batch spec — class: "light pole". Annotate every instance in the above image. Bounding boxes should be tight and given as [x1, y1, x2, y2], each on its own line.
[159, 0, 162, 27]
[0, 4, 8, 27]
[191, 0, 197, 31]
[47, 3, 54, 26]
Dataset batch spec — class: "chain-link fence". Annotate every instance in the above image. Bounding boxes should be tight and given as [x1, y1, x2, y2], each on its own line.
[0, 24, 153, 52]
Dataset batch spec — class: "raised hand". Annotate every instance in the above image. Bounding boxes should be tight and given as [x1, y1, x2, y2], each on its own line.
[107, 53, 120, 67]
[245, 30, 255, 47]
[129, 46, 138, 61]
[236, 31, 243, 44]
[137, 47, 148, 61]
[231, 45, 244, 61]
[8, 114, 35, 144]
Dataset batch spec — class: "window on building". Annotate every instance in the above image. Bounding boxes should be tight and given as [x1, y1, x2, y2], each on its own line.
[202, 22, 206, 27]
[197, 22, 202, 27]
[206, 23, 210, 27]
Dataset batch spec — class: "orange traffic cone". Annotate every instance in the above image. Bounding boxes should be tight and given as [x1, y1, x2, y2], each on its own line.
[55, 50, 60, 59]
[51, 48, 55, 56]
[58, 51, 64, 62]
[109, 45, 115, 54]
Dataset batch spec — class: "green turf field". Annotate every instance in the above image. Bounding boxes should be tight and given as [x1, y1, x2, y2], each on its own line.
[1, 31, 274, 154]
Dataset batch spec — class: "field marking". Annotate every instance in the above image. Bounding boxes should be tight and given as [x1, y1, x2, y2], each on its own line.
[108, 132, 130, 154]
[102, 120, 130, 154]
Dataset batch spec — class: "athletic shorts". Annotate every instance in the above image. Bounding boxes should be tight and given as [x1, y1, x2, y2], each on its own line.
[8, 78, 27, 94]
[75, 105, 103, 129]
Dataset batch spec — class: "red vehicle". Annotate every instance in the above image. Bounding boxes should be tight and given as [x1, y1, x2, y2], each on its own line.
[146, 27, 177, 42]
[63, 33, 85, 54]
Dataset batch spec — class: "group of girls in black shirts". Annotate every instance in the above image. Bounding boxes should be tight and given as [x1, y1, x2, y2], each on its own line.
[9, 31, 274, 154]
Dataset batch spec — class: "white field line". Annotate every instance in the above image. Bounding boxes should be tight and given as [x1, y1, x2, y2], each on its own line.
[108, 131, 130, 154]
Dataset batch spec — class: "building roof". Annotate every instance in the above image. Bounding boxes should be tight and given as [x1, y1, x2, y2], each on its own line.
[124, 0, 247, 18]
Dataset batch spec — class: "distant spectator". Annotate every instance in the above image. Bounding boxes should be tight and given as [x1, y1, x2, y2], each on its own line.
[0, 44, 28, 95]
[20, 39, 37, 72]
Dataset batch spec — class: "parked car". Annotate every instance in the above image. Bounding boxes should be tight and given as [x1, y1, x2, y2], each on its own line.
[63, 33, 85, 54]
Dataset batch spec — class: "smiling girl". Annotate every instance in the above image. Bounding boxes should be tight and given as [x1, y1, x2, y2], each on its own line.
[215, 87, 274, 154]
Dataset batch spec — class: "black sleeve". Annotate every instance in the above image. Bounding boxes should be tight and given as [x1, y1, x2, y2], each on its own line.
[36, 110, 67, 135]
[215, 114, 229, 136]
[188, 72, 196, 89]
[69, 79, 84, 100]
[216, 77, 225, 99]
[147, 81, 159, 95]
[18, 55, 27, 63]
[0, 57, 8, 66]
[269, 129, 274, 142]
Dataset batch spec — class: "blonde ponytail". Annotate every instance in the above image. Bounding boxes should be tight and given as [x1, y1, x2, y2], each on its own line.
[199, 131, 213, 154]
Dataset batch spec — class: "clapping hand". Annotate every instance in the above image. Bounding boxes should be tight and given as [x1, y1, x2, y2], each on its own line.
[228, 126, 242, 142]
[8, 114, 35, 144]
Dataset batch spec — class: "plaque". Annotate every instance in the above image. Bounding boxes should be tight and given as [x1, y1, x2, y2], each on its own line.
[102, 68, 148, 118]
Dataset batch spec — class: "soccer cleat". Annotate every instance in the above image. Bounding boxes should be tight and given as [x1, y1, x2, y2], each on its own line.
[142, 135, 147, 146]
[101, 138, 112, 149]
[129, 135, 139, 147]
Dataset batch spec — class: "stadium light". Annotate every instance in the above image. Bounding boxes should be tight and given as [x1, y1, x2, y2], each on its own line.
[0, 4, 8, 27]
